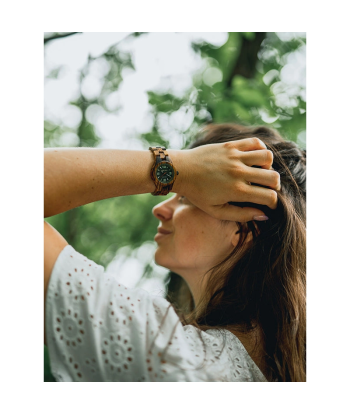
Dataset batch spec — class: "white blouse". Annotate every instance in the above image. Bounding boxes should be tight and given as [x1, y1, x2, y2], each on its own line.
[45, 245, 268, 382]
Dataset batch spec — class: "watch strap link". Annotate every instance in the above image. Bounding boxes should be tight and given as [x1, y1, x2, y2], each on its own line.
[149, 146, 176, 196]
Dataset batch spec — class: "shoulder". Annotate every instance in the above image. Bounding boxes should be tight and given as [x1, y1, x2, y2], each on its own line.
[45, 245, 267, 382]
[45, 246, 204, 381]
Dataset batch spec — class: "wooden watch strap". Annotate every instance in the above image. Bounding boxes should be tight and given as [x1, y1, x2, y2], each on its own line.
[149, 146, 176, 195]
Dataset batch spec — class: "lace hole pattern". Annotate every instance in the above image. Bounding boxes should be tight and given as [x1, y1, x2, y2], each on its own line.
[46, 246, 268, 382]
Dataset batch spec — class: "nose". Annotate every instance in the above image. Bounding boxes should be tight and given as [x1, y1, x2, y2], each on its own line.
[152, 197, 174, 221]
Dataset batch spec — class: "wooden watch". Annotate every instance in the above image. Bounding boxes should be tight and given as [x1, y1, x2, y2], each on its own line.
[149, 146, 179, 196]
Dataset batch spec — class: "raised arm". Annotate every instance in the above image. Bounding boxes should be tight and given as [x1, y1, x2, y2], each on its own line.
[44, 148, 187, 218]
[44, 139, 280, 222]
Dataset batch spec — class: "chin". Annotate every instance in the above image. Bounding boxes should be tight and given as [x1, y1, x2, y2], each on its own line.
[155, 250, 177, 272]
[154, 250, 168, 268]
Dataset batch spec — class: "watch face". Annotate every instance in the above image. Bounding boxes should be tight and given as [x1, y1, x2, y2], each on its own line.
[155, 163, 174, 184]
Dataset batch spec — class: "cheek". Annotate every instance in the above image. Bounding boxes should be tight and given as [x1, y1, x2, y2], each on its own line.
[173, 209, 218, 253]
[174, 218, 197, 252]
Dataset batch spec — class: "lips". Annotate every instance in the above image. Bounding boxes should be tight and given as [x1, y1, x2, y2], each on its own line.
[157, 227, 172, 235]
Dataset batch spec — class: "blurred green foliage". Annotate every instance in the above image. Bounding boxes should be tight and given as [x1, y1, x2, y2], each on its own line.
[45, 31, 306, 265]
[44, 32, 305, 380]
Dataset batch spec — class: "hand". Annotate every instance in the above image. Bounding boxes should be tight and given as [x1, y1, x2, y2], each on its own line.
[180, 137, 280, 222]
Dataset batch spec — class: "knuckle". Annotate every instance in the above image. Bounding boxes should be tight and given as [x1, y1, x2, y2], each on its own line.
[268, 171, 279, 188]
[223, 141, 235, 150]
[229, 147, 241, 160]
[234, 182, 247, 195]
[272, 171, 280, 187]
[251, 137, 260, 146]
[233, 164, 245, 177]
[266, 150, 274, 164]
[269, 190, 278, 206]
[252, 137, 266, 148]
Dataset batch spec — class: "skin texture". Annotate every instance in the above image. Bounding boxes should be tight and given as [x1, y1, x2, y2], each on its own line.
[44, 139, 278, 350]
[152, 194, 268, 375]
[44, 139, 279, 221]
[152, 193, 251, 305]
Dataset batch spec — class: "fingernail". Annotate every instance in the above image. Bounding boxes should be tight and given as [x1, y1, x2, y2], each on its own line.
[253, 215, 269, 221]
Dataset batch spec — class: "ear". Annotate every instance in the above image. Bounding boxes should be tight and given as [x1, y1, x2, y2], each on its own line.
[231, 230, 240, 247]
[243, 230, 254, 244]
[231, 223, 256, 247]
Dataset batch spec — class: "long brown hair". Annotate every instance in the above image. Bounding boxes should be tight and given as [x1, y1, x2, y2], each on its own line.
[165, 123, 306, 382]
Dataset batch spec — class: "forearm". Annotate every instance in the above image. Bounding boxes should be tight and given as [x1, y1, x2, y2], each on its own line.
[44, 147, 188, 218]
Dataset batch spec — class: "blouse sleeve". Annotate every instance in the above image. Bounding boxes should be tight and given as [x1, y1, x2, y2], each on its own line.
[45, 245, 214, 382]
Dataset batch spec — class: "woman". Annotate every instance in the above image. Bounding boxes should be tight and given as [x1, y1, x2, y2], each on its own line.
[44, 123, 305, 382]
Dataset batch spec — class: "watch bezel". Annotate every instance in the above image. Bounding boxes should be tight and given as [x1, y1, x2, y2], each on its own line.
[154, 161, 177, 185]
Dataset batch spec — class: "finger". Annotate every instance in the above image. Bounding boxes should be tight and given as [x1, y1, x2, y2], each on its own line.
[240, 149, 273, 170]
[234, 184, 278, 209]
[232, 137, 267, 152]
[245, 166, 281, 191]
[210, 204, 268, 222]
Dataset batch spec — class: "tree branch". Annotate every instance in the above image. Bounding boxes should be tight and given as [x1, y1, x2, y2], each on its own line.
[226, 32, 267, 88]
[44, 32, 81, 45]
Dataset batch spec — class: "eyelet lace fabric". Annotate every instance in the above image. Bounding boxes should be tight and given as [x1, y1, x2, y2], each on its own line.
[46, 245, 268, 382]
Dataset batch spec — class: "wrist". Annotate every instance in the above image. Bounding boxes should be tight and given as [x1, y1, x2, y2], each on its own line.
[167, 149, 191, 196]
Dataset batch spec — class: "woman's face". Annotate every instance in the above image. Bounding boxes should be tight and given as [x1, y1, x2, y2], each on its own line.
[152, 194, 241, 302]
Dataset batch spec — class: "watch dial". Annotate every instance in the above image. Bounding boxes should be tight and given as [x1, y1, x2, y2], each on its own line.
[156, 163, 174, 184]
